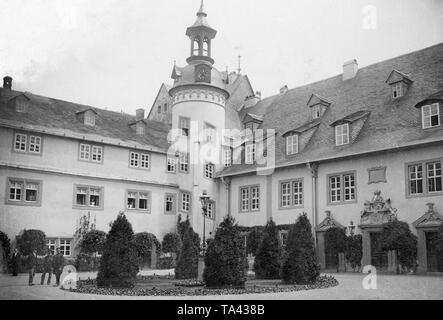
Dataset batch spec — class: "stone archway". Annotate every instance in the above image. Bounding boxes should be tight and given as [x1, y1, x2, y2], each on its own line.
[413, 203, 443, 274]
[358, 190, 397, 272]
[316, 211, 345, 271]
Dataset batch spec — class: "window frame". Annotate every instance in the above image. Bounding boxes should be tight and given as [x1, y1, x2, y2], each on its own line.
[245, 143, 256, 164]
[73, 184, 104, 210]
[178, 153, 189, 173]
[164, 193, 177, 215]
[166, 154, 177, 173]
[12, 131, 43, 156]
[78, 142, 104, 164]
[129, 151, 151, 170]
[405, 158, 443, 198]
[206, 200, 216, 220]
[224, 148, 232, 167]
[125, 189, 151, 213]
[179, 191, 192, 213]
[278, 178, 304, 210]
[286, 134, 299, 156]
[327, 171, 357, 205]
[392, 82, 403, 99]
[46, 238, 73, 257]
[203, 122, 216, 145]
[5, 177, 43, 207]
[179, 116, 191, 137]
[422, 103, 441, 129]
[335, 123, 350, 146]
[239, 185, 261, 213]
[204, 163, 215, 179]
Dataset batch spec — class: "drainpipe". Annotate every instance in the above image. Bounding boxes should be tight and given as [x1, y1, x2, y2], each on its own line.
[221, 176, 231, 216]
[307, 162, 319, 244]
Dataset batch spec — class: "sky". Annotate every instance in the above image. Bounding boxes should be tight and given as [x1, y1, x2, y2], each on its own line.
[1, 0, 442, 116]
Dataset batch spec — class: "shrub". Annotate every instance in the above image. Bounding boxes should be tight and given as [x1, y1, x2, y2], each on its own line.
[134, 232, 161, 258]
[177, 215, 200, 249]
[16, 229, 46, 256]
[254, 219, 281, 279]
[158, 256, 175, 269]
[281, 214, 320, 284]
[97, 213, 139, 288]
[162, 233, 182, 254]
[175, 227, 199, 279]
[74, 252, 101, 272]
[80, 230, 106, 255]
[380, 220, 417, 271]
[324, 227, 347, 270]
[203, 216, 247, 288]
[246, 227, 264, 255]
[0, 231, 11, 273]
[345, 234, 362, 271]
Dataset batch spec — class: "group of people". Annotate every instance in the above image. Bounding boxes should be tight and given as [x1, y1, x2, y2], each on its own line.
[10, 247, 65, 286]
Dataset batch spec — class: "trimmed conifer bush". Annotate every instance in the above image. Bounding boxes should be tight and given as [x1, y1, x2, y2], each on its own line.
[281, 213, 320, 284]
[324, 227, 347, 270]
[97, 213, 139, 288]
[380, 219, 417, 271]
[0, 231, 11, 273]
[175, 227, 199, 279]
[254, 219, 281, 279]
[162, 232, 182, 254]
[345, 234, 362, 271]
[203, 216, 247, 288]
[80, 230, 106, 254]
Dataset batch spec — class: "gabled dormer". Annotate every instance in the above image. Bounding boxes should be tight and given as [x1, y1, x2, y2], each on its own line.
[386, 70, 413, 99]
[330, 111, 370, 146]
[414, 90, 443, 129]
[128, 109, 147, 136]
[242, 113, 263, 135]
[8, 93, 31, 113]
[282, 119, 321, 155]
[307, 94, 331, 119]
[76, 108, 97, 127]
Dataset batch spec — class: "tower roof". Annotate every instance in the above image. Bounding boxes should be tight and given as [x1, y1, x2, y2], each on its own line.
[186, 0, 217, 38]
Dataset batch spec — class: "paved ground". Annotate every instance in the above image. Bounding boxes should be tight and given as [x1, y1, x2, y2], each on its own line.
[0, 271, 442, 300]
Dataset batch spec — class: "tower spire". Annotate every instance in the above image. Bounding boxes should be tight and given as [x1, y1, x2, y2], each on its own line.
[197, 0, 207, 17]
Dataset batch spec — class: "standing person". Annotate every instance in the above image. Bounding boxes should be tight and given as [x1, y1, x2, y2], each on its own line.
[11, 248, 20, 277]
[52, 248, 65, 287]
[40, 250, 53, 285]
[27, 250, 37, 286]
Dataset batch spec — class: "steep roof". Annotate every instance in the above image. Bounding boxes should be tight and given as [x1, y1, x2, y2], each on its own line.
[219, 42, 443, 177]
[0, 90, 170, 152]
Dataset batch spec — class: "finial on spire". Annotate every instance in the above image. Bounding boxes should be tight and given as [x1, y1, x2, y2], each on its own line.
[237, 55, 242, 74]
[197, 0, 207, 17]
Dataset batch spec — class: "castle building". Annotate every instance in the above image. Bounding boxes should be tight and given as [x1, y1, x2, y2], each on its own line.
[1, 1, 442, 273]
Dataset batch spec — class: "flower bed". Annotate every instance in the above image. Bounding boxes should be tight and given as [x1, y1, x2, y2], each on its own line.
[65, 275, 338, 296]
[174, 279, 205, 287]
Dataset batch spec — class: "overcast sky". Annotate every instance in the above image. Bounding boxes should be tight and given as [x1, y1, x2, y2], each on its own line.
[1, 0, 442, 116]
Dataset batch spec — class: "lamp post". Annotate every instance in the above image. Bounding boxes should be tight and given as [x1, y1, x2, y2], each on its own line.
[199, 190, 211, 255]
[348, 220, 355, 236]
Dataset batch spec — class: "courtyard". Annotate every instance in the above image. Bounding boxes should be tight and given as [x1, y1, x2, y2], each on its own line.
[0, 271, 442, 300]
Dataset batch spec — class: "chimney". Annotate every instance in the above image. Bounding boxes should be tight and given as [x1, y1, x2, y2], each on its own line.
[136, 108, 145, 121]
[280, 85, 288, 94]
[255, 91, 262, 99]
[3, 76, 12, 90]
[343, 59, 358, 81]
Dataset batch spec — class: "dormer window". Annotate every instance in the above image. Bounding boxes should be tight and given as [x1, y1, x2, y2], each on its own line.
[307, 94, 331, 120]
[286, 134, 298, 155]
[422, 103, 440, 129]
[335, 124, 349, 146]
[84, 112, 95, 126]
[245, 143, 256, 164]
[16, 100, 27, 113]
[392, 82, 403, 99]
[312, 105, 322, 119]
[386, 70, 412, 100]
[136, 124, 145, 135]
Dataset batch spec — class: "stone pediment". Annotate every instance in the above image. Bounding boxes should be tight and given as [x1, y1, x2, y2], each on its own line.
[413, 203, 443, 229]
[316, 211, 345, 232]
[359, 190, 397, 226]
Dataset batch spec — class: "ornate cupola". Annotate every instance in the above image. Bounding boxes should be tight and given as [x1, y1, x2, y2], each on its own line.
[186, 0, 217, 65]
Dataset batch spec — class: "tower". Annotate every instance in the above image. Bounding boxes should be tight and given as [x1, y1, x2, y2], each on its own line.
[169, 0, 229, 241]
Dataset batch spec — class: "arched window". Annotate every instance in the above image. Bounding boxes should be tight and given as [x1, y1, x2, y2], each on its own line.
[193, 38, 200, 56]
[203, 38, 209, 56]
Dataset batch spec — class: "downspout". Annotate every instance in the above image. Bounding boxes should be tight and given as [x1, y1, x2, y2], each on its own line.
[220, 176, 231, 216]
[307, 162, 319, 244]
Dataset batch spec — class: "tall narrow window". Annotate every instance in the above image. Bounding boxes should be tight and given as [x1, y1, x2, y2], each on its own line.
[139, 193, 149, 210]
[167, 156, 176, 173]
[14, 133, 27, 152]
[240, 187, 250, 212]
[335, 124, 349, 146]
[409, 164, 423, 195]
[46, 239, 56, 255]
[127, 191, 137, 209]
[292, 180, 303, 206]
[427, 161, 442, 193]
[392, 82, 403, 99]
[193, 38, 200, 55]
[329, 176, 342, 203]
[180, 192, 191, 213]
[281, 182, 291, 208]
[179, 117, 190, 137]
[80, 144, 91, 161]
[207, 201, 215, 220]
[204, 163, 214, 179]
[422, 103, 440, 129]
[165, 194, 176, 214]
[312, 105, 322, 119]
[140, 153, 150, 169]
[202, 38, 209, 56]
[204, 123, 216, 144]
[245, 144, 255, 164]
[286, 135, 298, 155]
[224, 149, 232, 167]
[179, 153, 189, 173]
[9, 181, 22, 201]
[343, 174, 356, 201]
[251, 186, 260, 211]
[89, 188, 101, 207]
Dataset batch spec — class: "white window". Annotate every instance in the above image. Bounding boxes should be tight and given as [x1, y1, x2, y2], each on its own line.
[179, 117, 190, 137]
[280, 180, 303, 208]
[46, 239, 56, 255]
[281, 182, 291, 208]
[286, 135, 298, 155]
[167, 156, 176, 173]
[328, 172, 356, 204]
[136, 125, 145, 135]
[179, 153, 189, 173]
[329, 176, 341, 203]
[14, 133, 27, 152]
[204, 123, 216, 144]
[251, 186, 260, 211]
[392, 82, 403, 99]
[409, 164, 423, 195]
[126, 190, 150, 211]
[312, 105, 322, 119]
[292, 180, 303, 206]
[140, 153, 150, 169]
[245, 144, 255, 164]
[165, 194, 176, 214]
[335, 124, 349, 146]
[7, 178, 41, 205]
[28, 136, 41, 154]
[240, 187, 250, 212]
[75, 185, 102, 209]
[408, 159, 443, 196]
[84, 113, 95, 126]
[25, 182, 38, 202]
[129, 151, 150, 169]
[207, 201, 215, 220]
[204, 163, 214, 179]
[59, 240, 71, 257]
[91, 146, 103, 163]
[9, 181, 22, 201]
[79, 144, 91, 161]
[180, 192, 191, 212]
[422, 103, 440, 129]
[224, 149, 232, 167]
[427, 161, 442, 193]
[343, 174, 356, 201]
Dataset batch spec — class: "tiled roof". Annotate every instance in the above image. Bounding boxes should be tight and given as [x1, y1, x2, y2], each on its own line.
[0, 90, 170, 152]
[218, 42, 443, 177]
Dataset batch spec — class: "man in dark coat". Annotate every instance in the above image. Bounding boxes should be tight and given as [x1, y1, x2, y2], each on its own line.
[40, 250, 53, 285]
[52, 248, 65, 287]
[27, 250, 37, 286]
[11, 248, 20, 276]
